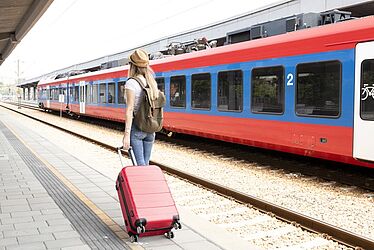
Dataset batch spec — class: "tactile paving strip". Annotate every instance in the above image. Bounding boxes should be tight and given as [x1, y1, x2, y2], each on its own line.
[0, 121, 129, 250]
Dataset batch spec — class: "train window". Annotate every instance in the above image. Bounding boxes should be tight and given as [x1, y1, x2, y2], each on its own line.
[74, 85, 79, 102]
[296, 61, 341, 117]
[92, 84, 98, 104]
[69, 87, 74, 102]
[79, 85, 84, 102]
[108, 82, 115, 104]
[41, 89, 45, 100]
[251, 66, 284, 114]
[218, 70, 243, 112]
[191, 73, 211, 110]
[156, 77, 165, 93]
[86, 84, 91, 104]
[53, 88, 59, 100]
[44, 89, 47, 100]
[118, 81, 126, 104]
[170, 76, 186, 108]
[99, 83, 106, 104]
[49, 89, 52, 100]
[361, 59, 374, 121]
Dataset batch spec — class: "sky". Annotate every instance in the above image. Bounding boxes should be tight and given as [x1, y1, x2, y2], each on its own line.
[0, 0, 281, 84]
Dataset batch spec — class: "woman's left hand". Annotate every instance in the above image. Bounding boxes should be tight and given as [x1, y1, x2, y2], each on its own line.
[122, 134, 130, 150]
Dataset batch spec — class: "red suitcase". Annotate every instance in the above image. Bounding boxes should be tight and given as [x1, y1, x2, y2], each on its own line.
[115, 147, 181, 242]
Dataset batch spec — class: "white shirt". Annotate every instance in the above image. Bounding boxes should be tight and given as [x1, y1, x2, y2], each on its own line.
[125, 76, 146, 114]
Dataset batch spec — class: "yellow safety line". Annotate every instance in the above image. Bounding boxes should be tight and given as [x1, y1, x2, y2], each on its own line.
[3, 120, 144, 250]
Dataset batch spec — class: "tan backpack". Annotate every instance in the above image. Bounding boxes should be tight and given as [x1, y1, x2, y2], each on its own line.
[130, 77, 166, 133]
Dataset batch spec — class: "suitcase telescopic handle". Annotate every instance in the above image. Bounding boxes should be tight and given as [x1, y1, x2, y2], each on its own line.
[117, 146, 138, 166]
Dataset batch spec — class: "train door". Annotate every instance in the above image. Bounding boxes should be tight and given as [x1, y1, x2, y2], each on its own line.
[66, 82, 70, 107]
[46, 85, 50, 108]
[354, 41, 374, 162]
[79, 81, 86, 114]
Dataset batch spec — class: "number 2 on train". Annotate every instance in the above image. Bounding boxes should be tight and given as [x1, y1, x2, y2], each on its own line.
[287, 73, 294, 86]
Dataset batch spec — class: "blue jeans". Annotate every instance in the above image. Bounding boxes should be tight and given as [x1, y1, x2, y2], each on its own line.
[130, 124, 155, 166]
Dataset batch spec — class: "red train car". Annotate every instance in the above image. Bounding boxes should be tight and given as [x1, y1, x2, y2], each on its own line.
[38, 16, 374, 168]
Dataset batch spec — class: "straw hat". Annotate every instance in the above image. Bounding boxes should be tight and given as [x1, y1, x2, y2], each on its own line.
[129, 49, 149, 68]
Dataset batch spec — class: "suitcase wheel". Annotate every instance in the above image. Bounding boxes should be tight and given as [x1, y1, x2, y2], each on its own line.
[136, 225, 146, 234]
[129, 233, 139, 243]
[166, 231, 174, 239]
[173, 221, 182, 230]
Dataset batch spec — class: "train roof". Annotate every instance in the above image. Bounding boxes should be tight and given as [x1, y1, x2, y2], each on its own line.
[38, 16, 374, 86]
[150, 15, 374, 71]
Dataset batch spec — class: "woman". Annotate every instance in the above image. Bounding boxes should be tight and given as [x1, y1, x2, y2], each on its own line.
[122, 49, 159, 165]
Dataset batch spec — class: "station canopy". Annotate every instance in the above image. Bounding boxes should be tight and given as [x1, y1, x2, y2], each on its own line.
[0, 0, 54, 66]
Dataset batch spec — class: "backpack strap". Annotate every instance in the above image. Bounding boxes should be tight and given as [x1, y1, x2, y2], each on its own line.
[129, 76, 147, 90]
[129, 76, 154, 107]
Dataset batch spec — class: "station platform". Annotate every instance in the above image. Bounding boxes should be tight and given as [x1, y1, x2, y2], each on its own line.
[0, 108, 253, 249]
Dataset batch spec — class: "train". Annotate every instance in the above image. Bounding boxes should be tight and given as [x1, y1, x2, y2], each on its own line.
[37, 16, 374, 168]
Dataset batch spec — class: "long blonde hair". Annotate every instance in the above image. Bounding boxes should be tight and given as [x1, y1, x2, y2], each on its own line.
[128, 63, 159, 100]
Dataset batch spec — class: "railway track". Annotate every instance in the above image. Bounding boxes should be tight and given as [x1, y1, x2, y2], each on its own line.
[160, 133, 374, 193]
[3, 101, 42, 111]
[1, 102, 374, 249]
[9, 101, 374, 193]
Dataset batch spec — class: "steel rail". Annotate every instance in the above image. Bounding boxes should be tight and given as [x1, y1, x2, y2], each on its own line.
[3, 101, 41, 111]
[1, 103, 373, 249]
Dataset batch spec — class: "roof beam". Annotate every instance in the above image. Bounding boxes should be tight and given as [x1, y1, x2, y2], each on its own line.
[0, 0, 54, 66]
[15, 0, 54, 41]
[0, 32, 11, 41]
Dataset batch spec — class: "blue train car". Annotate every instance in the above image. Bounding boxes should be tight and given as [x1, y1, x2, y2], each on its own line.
[38, 16, 374, 168]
